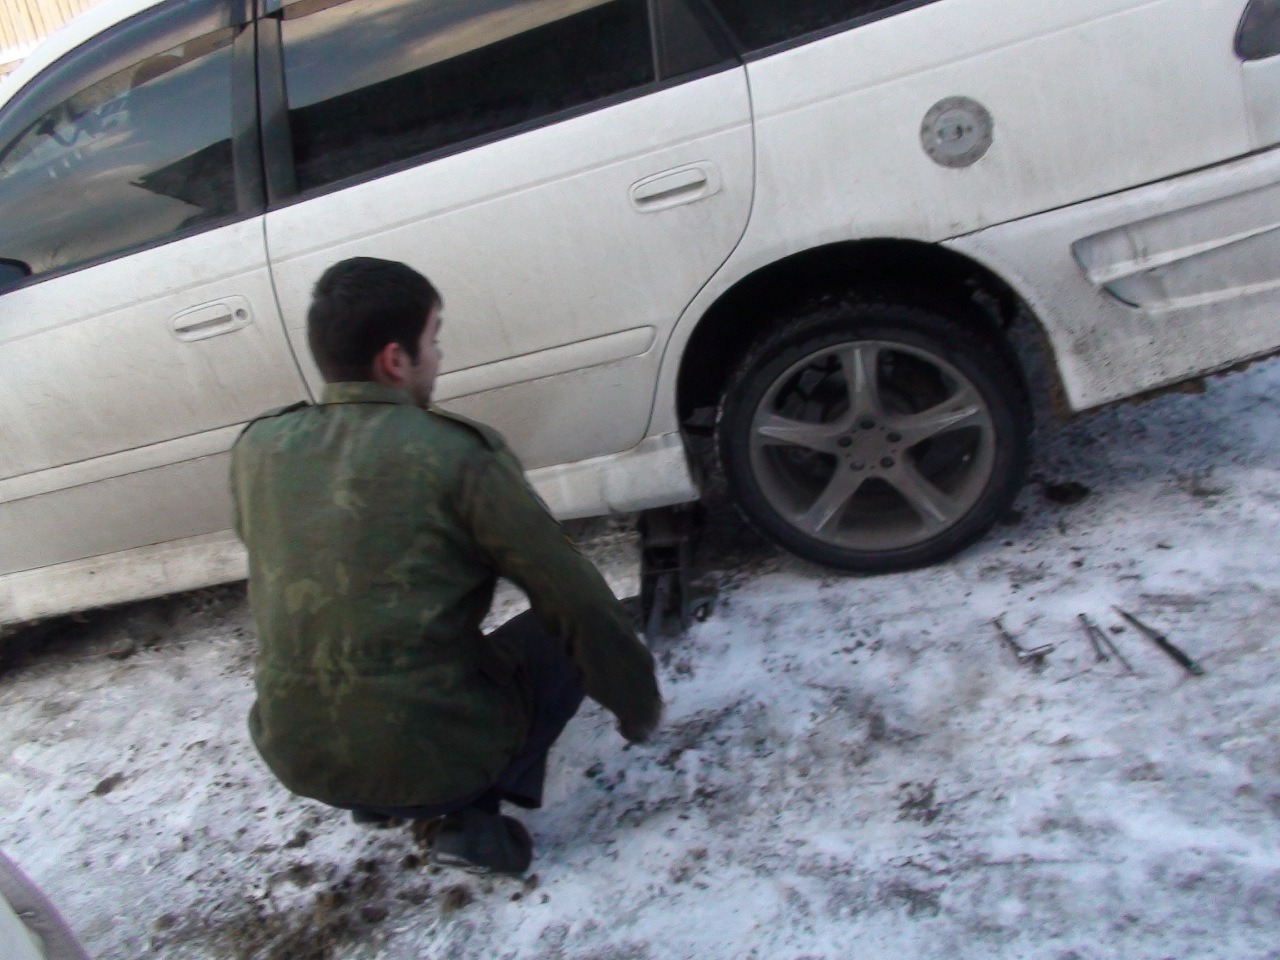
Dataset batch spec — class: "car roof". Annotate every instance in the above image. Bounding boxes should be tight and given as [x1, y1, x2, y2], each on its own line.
[0, 0, 169, 110]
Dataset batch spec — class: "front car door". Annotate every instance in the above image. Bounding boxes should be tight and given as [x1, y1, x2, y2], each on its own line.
[258, 0, 752, 509]
[0, 0, 309, 623]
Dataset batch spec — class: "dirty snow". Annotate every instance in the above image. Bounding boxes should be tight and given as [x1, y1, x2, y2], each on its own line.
[3, 357, 1280, 960]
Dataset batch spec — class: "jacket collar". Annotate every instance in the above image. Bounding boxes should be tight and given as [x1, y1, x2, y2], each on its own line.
[320, 382, 416, 407]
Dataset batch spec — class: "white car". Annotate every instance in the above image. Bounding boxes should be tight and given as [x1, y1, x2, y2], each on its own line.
[3, 0, 1280, 625]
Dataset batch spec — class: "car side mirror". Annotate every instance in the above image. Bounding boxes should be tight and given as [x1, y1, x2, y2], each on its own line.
[0, 258, 32, 292]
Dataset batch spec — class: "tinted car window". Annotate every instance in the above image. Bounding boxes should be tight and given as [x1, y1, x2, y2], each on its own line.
[1238, 0, 1280, 60]
[707, 0, 920, 52]
[0, 28, 240, 281]
[280, 0, 656, 193]
[655, 0, 737, 78]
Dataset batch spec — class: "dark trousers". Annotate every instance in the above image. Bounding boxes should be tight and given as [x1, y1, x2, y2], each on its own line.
[347, 610, 585, 820]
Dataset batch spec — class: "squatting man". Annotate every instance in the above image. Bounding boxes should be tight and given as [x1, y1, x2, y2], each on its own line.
[231, 257, 663, 874]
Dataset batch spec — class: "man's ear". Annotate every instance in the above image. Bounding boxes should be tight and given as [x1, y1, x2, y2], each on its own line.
[370, 341, 406, 386]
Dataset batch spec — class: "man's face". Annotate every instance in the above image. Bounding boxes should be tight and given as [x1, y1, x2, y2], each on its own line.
[404, 304, 443, 407]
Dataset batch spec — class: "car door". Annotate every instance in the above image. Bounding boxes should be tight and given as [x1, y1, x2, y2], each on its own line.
[0, 0, 309, 584]
[258, 0, 753, 471]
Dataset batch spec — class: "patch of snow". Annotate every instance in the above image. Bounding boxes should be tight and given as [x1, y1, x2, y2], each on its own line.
[3, 359, 1280, 959]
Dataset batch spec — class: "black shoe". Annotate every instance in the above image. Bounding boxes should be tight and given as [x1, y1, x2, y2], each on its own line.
[430, 808, 533, 875]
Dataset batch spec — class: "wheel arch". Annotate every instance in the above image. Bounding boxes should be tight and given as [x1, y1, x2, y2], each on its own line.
[673, 238, 1040, 424]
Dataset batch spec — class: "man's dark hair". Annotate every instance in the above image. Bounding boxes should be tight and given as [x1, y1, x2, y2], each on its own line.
[307, 258, 441, 382]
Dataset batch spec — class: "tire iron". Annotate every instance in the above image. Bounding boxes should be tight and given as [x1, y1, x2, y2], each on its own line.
[1077, 614, 1110, 662]
[1113, 607, 1203, 677]
[1078, 613, 1135, 675]
[993, 616, 1054, 668]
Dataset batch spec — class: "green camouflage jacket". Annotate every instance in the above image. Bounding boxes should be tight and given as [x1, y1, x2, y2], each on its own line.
[230, 381, 661, 808]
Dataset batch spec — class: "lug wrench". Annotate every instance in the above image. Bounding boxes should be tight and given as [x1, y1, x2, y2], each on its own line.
[1078, 613, 1135, 675]
[993, 617, 1054, 668]
[1113, 608, 1203, 677]
[1078, 613, 1110, 662]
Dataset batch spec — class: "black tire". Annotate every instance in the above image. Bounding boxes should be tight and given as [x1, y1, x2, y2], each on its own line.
[717, 298, 1031, 573]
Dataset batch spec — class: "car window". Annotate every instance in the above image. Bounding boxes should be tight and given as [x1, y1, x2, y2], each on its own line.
[706, 0, 930, 53]
[654, 0, 738, 78]
[0, 28, 241, 282]
[1238, 0, 1280, 60]
[279, 0, 656, 194]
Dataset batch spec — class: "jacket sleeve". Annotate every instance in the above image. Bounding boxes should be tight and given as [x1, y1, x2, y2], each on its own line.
[456, 449, 662, 740]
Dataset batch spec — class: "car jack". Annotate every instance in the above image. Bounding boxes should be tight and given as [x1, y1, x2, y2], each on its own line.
[638, 505, 713, 637]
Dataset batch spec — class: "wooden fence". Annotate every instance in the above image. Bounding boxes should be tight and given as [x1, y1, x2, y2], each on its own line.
[1, 0, 102, 74]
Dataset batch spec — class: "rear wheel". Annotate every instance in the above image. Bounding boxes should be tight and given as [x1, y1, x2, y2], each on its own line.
[716, 298, 1030, 572]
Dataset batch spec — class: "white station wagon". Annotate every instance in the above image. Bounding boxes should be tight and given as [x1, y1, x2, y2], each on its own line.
[3, 0, 1280, 626]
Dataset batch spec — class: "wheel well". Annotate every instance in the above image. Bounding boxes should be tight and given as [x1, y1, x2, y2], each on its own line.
[676, 239, 1029, 422]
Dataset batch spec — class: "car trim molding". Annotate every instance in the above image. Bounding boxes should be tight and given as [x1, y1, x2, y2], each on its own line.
[0, 425, 245, 506]
[434, 327, 657, 402]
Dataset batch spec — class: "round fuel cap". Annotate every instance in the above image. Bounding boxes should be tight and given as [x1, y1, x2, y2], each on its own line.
[921, 96, 994, 168]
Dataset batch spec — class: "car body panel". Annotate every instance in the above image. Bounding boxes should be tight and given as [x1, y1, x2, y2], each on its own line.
[264, 67, 754, 469]
[948, 143, 1280, 410]
[0, 219, 309, 578]
[738, 0, 1250, 249]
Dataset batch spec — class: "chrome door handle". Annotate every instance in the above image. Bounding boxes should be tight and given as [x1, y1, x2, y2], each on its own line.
[171, 297, 252, 342]
[630, 162, 722, 212]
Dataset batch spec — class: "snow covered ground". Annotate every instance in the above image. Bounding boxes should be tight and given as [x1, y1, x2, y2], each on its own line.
[3, 356, 1280, 960]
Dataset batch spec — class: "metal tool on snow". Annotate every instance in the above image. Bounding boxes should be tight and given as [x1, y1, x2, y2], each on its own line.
[1078, 614, 1109, 662]
[993, 617, 1054, 668]
[1113, 608, 1203, 677]
[1078, 613, 1135, 675]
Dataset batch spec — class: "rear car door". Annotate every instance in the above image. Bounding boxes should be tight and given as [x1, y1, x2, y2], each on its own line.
[0, 0, 308, 596]
[259, 0, 753, 472]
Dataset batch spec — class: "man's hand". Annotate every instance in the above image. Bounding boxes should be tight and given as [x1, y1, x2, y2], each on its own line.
[618, 700, 663, 744]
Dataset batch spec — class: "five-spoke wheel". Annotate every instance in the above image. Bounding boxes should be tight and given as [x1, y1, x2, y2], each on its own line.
[718, 300, 1030, 572]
